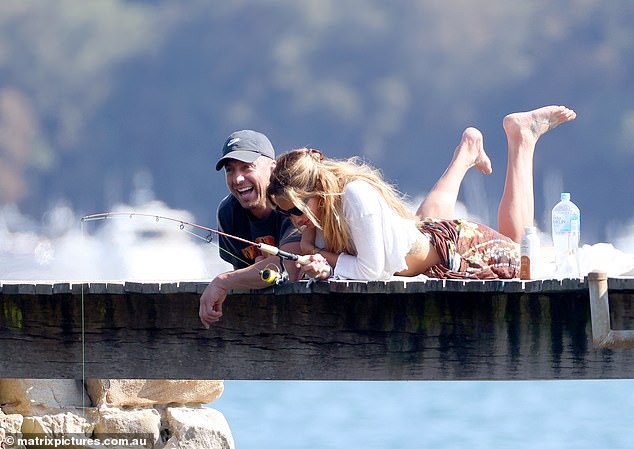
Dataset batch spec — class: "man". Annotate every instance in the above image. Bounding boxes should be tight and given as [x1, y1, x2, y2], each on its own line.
[199, 130, 301, 328]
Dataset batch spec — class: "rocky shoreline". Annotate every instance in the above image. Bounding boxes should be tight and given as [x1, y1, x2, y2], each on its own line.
[0, 380, 233, 449]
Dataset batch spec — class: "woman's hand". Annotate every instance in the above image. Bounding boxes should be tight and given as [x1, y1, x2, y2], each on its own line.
[298, 253, 332, 280]
[300, 226, 318, 255]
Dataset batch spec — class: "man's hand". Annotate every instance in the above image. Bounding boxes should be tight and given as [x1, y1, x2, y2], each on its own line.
[199, 241, 303, 328]
[199, 278, 228, 328]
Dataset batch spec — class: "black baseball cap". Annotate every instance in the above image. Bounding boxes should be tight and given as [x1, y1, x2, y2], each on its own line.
[215, 130, 275, 171]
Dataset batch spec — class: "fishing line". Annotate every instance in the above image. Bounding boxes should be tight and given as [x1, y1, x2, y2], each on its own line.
[81, 211, 313, 266]
[79, 218, 87, 416]
[177, 224, 252, 267]
[82, 212, 254, 245]
[81, 212, 252, 267]
[81, 211, 327, 291]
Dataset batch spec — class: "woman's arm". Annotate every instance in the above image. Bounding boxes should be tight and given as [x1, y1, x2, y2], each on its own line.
[334, 210, 388, 279]
[333, 181, 391, 280]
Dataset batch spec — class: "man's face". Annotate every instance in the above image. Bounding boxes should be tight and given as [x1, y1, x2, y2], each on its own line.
[224, 156, 275, 214]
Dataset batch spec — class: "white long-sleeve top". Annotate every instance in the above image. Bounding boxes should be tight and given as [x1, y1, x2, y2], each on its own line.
[332, 180, 422, 280]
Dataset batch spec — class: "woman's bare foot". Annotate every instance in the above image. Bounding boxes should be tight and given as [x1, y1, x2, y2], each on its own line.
[415, 128, 490, 220]
[453, 127, 492, 175]
[497, 105, 577, 242]
[503, 105, 577, 144]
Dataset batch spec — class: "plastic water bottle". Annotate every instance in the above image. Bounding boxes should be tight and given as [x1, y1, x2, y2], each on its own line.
[520, 226, 540, 280]
[551, 192, 580, 278]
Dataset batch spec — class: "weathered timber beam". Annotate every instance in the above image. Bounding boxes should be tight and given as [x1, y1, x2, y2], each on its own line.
[1, 278, 634, 380]
[588, 271, 634, 348]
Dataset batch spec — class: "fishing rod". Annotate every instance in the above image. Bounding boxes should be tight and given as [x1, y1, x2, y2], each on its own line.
[81, 211, 323, 284]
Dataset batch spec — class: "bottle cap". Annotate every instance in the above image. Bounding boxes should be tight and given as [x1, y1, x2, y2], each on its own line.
[524, 226, 536, 235]
[561, 192, 570, 201]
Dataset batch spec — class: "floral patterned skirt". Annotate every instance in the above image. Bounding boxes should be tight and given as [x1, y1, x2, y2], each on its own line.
[419, 219, 520, 279]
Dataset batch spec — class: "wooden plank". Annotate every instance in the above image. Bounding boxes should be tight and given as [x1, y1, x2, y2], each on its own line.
[1, 279, 634, 380]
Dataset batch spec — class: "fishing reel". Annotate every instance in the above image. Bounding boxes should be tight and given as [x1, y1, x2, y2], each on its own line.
[260, 262, 289, 285]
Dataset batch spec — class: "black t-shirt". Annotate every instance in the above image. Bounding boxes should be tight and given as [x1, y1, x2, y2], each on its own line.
[216, 195, 301, 269]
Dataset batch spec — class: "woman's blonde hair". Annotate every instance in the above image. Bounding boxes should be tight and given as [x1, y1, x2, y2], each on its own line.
[268, 148, 416, 255]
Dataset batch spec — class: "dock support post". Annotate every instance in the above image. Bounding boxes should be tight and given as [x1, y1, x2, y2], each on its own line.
[588, 270, 634, 348]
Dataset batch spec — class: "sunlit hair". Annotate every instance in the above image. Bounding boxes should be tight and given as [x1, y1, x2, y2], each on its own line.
[268, 148, 416, 255]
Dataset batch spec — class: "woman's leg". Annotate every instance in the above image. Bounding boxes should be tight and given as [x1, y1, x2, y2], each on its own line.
[498, 105, 577, 242]
[416, 127, 492, 219]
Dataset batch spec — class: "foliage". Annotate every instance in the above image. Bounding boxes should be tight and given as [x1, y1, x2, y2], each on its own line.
[0, 0, 633, 240]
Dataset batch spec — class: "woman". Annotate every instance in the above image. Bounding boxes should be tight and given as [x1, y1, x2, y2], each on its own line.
[268, 105, 577, 281]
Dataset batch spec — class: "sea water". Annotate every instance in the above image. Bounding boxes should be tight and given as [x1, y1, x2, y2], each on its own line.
[213, 380, 634, 449]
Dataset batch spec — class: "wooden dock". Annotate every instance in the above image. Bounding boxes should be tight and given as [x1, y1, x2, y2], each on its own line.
[1, 274, 634, 380]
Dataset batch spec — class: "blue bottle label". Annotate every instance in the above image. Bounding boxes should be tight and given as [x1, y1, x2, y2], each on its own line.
[553, 212, 580, 233]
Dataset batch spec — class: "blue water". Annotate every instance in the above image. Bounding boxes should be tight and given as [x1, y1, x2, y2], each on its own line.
[212, 380, 634, 449]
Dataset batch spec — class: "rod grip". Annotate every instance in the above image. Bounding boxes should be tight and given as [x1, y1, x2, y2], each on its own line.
[259, 244, 327, 270]
[296, 255, 312, 266]
[259, 243, 281, 257]
[259, 244, 301, 261]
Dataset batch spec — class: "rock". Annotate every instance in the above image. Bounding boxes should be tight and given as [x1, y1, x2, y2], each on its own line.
[0, 411, 24, 449]
[0, 413, 24, 449]
[86, 380, 224, 407]
[163, 407, 234, 449]
[0, 380, 89, 415]
[22, 411, 93, 435]
[1, 380, 231, 449]
[0, 411, 23, 435]
[93, 406, 161, 448]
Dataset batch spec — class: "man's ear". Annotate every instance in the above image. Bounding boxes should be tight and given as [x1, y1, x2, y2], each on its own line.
[269, 160, 277, 172]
